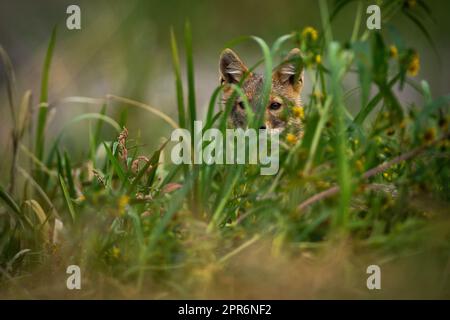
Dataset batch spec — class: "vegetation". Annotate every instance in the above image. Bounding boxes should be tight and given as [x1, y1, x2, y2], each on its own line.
[0, 0, 449, 298]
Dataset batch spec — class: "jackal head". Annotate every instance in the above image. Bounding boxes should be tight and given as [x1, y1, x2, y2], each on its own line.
[219, 48, 304, 132]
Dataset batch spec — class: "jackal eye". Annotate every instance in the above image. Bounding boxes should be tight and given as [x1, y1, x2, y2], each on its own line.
[269, 102, 282, 110]
[238, 101, 245, 110]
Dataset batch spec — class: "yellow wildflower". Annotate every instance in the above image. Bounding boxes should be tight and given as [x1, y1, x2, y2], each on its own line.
[302, 26, 318, 42]
[312, 90, 323, 102]
[399, 119, 408, 129]
[355, 159, 364, 172]
[375, 136, 383, 145]
[389, 45, 398, 59]
[316, 180, 331, 189]
[286, 133, 298, 144]
[118, 195, 130, 215]
[407, 52, 420, 77]
[111, 246, 120, 258]
[292, 106, 305, 119]
[315, 54, 322, 64]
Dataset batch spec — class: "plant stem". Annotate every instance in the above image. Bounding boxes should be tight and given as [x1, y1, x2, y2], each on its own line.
[297, 132, 450, 212]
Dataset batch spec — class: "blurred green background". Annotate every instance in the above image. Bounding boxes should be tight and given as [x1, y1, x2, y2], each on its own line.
[0, 0, 449, 299]
[0, 0, 449, 171]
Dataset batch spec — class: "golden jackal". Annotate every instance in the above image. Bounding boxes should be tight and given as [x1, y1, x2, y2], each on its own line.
[219, 48, 305, 136]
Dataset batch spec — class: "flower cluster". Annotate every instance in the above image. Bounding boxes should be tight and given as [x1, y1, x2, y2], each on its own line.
[296, 26, 322, 68]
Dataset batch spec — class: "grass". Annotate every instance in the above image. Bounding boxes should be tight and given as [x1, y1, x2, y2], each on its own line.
[0, 0, 449, 298]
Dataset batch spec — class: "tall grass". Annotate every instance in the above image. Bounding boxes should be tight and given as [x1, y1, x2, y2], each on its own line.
[0, 0, 449, 298]
[35, 27, 57, 168]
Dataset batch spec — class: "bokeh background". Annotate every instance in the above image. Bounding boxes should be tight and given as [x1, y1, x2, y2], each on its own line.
[0, 0, 449, 177]
[0, 0, 450, 299]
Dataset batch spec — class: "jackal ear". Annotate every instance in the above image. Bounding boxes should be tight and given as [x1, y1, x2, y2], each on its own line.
[219, 48, 248, 84]
[273, 48, 304, 89]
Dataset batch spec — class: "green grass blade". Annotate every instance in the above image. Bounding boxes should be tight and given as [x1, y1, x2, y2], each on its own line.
[205, 85, 223, 130]
[271, 34, 294, 57]
[90, 104, 107, 162]
[63, 150, 76, 198]
[207, 166, 243, 232]
[328, 42, 352, 230]
[353, 73, 400, 125]
[184, 20, 197, 132]
[0, 45, 17, 123]
[250, 36, 272, 128]
[0, 185, 21, 215]
[304, 97, 332, 173]
[35, 26, 57, 163]
[184, 20, 200, 214]
[146, 140, 169, 188]
[61, 112, 121, 133]
[403, 10, 439, 59]
[170, 27, 186, 129]
[58, 174, 76, 222]
[103, 142, 126, 184]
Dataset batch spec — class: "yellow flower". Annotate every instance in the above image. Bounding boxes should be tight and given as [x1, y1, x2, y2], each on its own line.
[286, 133, 298, 144]
[292, 106, 305, 119]
[399, 119, 407, 129]
[375, 136, 383, 145]
[355, 159, 364, 172]
[316, 180, 331, 189]
[302, 26, 318, 42]
[389, 45, 398, 59]
[111, 246, 121, 258]
[118, 195, 130, 215]
[312, 90, 323, 102]
[315, 54, 322, 64]
[407, 52, 420, 77]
